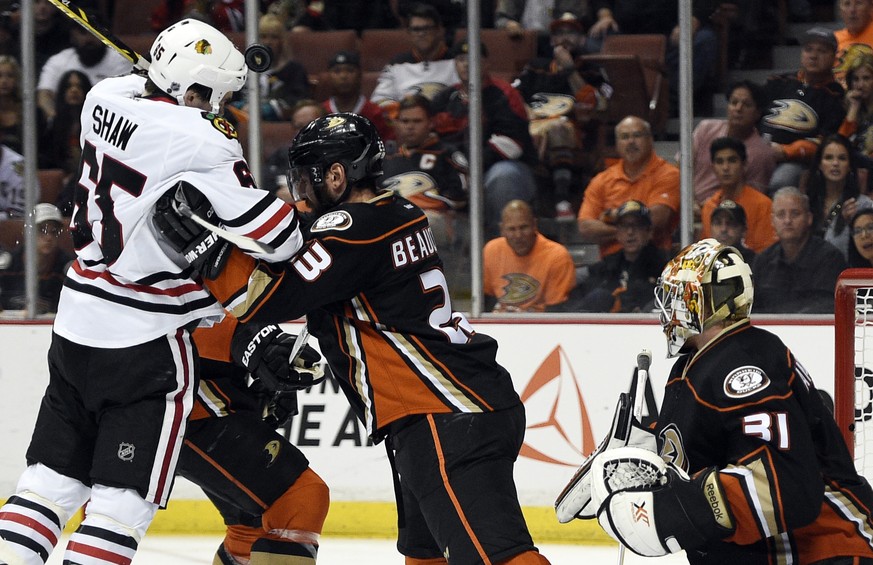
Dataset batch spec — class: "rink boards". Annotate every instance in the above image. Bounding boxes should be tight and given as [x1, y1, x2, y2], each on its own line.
[0, 317, 834, 541]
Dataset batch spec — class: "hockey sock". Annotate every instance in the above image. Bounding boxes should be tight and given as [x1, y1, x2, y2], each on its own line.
[62, 485, 157, 565]
[0, 464, 90, 565]
[404, 558, 447, 564]
[250, 537, 316, 564]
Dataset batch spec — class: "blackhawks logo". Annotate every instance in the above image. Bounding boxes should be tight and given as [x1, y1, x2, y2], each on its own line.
[194, 39, 212, 55]
[201, 112, 238, 140]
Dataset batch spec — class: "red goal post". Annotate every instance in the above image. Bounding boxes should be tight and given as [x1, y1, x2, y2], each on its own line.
[835, 268, 873, 478]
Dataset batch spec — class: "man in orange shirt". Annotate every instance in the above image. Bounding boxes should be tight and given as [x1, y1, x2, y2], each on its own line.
[835, 0, 873, 85]
[699, 136, 777, 252]
[577, 115, 680, 256]
[484, 200, 576, 312]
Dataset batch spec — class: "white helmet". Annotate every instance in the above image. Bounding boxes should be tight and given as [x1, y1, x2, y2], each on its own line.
[148, 19, 247, 113]
[654, 239, 753, 357]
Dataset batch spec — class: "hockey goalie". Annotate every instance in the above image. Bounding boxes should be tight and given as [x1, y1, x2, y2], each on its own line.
[555, 239, 873, 564]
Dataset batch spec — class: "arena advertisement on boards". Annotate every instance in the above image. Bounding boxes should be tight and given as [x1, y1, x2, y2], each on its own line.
[0, 320, 835, 506]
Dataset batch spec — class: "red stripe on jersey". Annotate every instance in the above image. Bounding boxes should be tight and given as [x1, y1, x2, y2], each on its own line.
[0, 510, 58, 546]
[66, 541, 132, 564]
[153, 330, 192, 503]
[71, 262, 204, 297]
[245, 206, 294, 240]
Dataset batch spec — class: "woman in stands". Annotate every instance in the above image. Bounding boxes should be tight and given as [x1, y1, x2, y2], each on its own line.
[848, 207, 873, 267]
[805, 133, 871, 259]
[0, 55, 48, 158]
[43, 70, 92, 215]
[841, 51, 873, 166]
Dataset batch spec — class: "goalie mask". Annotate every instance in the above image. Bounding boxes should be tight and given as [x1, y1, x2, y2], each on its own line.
[654, 239, 753, 357]
[287, 113, 385, 214]
[149, 19, 247, 113]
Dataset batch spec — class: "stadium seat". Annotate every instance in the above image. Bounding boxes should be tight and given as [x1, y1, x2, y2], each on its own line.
[360, 29, 411, 72]
[118, 34, 158, 61]
[111, 0, 163, 35]
[37, 169, 65, 207]
[288, 30, 359, 76]
[0, 218, 22, 250]
[453, 29, 538, 76]
[600, 34, 669, 135]
[236, 121, 295, 166]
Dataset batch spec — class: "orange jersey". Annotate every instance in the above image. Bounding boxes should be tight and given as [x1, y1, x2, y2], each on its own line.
[483, 233, 576, 312]
[700, 185, 777, 253]
[578, 154, 680, 256]
[836, 21, 873, 85]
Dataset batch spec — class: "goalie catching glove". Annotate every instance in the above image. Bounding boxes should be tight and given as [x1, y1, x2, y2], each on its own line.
[555, 391, 657, 522]
[589, 447, 734, 557]
[153, 180, 231, 279]
[231, 324, 325, 393]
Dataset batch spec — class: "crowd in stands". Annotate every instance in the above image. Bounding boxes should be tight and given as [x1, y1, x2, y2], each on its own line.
[0, 0, 866, 316]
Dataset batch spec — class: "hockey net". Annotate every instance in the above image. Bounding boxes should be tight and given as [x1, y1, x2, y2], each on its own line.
[835, 269, 873, 479]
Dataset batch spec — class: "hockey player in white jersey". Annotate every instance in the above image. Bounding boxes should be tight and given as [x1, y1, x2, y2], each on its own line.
[0, 19, 303, 565]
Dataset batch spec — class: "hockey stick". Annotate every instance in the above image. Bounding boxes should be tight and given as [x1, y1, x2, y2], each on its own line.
[174, 200, 275, 255]
[48, 0, 149, 70]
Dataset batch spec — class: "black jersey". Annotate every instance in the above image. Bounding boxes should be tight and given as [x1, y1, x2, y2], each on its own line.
[216, 192, 521, 441]
[382, 135, 468, 211]
[759, 71, 845, 146]
[657, 320, 873, 564]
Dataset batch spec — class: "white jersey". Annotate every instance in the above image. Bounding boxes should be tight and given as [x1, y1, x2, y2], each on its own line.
[0, 145, 30, 218]
[370, 59, 459, 104]
[37, 47, 132, 93]
[54, 75, 303, 348]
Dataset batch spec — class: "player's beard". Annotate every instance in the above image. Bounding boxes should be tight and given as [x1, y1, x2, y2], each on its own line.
[76, 43, 107, 67]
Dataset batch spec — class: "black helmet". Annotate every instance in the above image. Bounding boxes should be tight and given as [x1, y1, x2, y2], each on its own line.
[287, 112, 385, 189]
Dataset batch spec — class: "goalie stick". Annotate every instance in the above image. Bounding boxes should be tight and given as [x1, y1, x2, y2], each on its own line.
[555, 349, 656, 522]
[617, 349, 652, 565]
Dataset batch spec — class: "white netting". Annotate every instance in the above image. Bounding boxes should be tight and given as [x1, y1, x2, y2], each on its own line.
[602, 457, 666, 493]
[854, 287, 873, 479]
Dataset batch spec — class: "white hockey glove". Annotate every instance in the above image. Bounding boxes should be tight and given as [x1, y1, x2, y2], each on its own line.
[555, 392, 657, 522]
[590, 447, 734, 557]
[231, 324, 325, 393]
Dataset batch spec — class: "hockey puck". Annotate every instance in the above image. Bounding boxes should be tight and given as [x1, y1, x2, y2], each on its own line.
[245, 44, 273, 73]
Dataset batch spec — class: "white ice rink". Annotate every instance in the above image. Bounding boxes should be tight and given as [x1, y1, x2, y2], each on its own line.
[44, 535, 691, 564]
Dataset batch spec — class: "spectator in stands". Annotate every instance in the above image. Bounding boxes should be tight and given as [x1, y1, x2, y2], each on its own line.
[574, 199, 667, 313]
[514, 13, 611, 222]
[577, 115, 680, 257]
[431, 38, 538, 240]
[0, 55, 48, 160]
[43, 70, 92, 216]
[396, 0, 469, 40]
[665, 3, 719, 117]
[495, 2, 589, 38]
[151, 0, 213, 32]
[709, 199, 757, 262]
[369, 3, 459, 117]
[229, 13, 308, 122]
[835, 0, 873, 86]
[31, 0, 71, 74]
[382, 94, 468, 213]
[587, 0, 679, 44]
[848, 206, 873, 266]
[699, 136, 777, 253]
[321, 50, 393, 145]
[753, 186, 847, 313]
[263, 99, 326, 200]
[484, 199, 576, 312]
[840, 52, 873, 164]
[759, 27, 846, 194]
[805, 133, 873, 258]
[688, 80, 775, 206]
[383, 94, 469, 287]
[0, 202, 71, 314]
[0, 144, 28, 219]
[36, 9, 131, 122]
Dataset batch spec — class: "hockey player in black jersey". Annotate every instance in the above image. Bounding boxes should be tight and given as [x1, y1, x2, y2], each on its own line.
[155, 112, 552, 565]
[559, 238, 873, 563]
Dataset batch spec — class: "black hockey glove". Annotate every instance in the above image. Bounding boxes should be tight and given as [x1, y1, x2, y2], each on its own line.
[248, 379, 298, 429]
[231, 323, 325, 393]
[154, 181, 231, 279]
